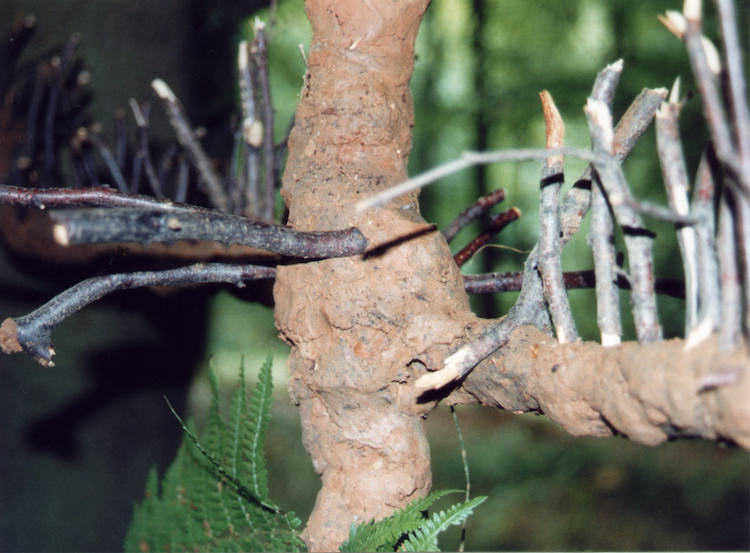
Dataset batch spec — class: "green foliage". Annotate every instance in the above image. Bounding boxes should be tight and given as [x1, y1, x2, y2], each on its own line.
[339, 490, 486, 552]
[123, 355, 304, 553]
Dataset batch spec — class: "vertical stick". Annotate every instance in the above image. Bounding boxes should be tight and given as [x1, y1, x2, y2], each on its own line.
[585, 98, 662, 343]
[538, 91, 578, 344]
[655, 85, 698, 333]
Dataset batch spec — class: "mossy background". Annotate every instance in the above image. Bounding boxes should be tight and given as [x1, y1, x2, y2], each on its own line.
[0, 1, 748, 551]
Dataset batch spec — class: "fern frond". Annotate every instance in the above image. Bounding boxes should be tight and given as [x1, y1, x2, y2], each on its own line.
[126, 357, 304, 552]
[242, 354, 273, 502]
[401, 495, 487, 552]
[339, 489, 463, 552]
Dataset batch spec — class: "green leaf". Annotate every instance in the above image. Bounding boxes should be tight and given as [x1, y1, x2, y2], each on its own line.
[124, 355, 304, 552]
[401, 495, 487, 552]
[339, 489, 464, 552]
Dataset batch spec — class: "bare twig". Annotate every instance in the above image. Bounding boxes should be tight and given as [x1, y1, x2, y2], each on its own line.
[356, 147, 603, 211]
[463, 270, 685, 299]
[715, 0, 750, 180]
[691, 146, 721, 332]
[441, 189, 505, 243]
[128, 99, 163, 197]
[717, 193, 741, 351]
[0, 183, 180, 211]
[538, 90, 577, 344]
[50, 207, 368, 259]
[589, 180, 621, 346]
[238, 40, 263, 218]
[252, 20, 277, 221]
[453, 208, 520, 267]
[86, 129, 129, 193]
[114, 109, 127, 170]
[681, 4, 744, 188]
[0, 263, 276, 367]
[585, 97, 662, 343]
[655, 83, 699, 334]
[152, 79, 229, 211]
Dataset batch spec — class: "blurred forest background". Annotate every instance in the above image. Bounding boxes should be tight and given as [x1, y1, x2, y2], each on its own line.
[0, 1, 748, 551]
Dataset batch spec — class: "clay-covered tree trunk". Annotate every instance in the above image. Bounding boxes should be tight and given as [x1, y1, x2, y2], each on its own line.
[273, 0, 475, 549]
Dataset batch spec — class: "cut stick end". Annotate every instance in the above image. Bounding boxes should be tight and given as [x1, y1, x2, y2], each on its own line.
[52, 224, 70, 246]
[151, 78, 176, 102]
[601, 333, 621, 347]
[414, 365, 462, 392]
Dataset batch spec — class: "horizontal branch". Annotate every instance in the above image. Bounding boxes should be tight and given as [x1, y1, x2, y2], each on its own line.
[0, 184, 176, 211]
[0, 263, 276, 367]
[463, 270, 685, 299]
[449, 325, 750, 449]
[50, 208, 368, 259]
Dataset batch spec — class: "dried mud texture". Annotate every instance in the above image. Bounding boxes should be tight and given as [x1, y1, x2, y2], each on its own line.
[453, 326, 750, 448]
[273, 0, 476, 550]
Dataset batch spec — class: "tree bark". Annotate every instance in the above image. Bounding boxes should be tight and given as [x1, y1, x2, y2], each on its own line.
[272, 0, 477, 549]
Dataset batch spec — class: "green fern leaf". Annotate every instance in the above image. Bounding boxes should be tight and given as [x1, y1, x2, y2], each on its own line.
[339, 489, 463, 552]
[401, 495, 487, 552]
[124, 356, 304, 552]
[242, 354, 273, 502]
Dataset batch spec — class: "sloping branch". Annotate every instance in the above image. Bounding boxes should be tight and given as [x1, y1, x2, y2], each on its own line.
[0, 263, 275, 367]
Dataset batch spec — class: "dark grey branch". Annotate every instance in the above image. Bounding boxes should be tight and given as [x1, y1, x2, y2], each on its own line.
[0, 263, 276, 367]
[463, 270, 685, 299]
[50, 207, 368, 259]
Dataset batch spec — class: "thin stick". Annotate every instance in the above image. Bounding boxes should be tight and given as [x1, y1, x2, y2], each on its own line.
[86, 130, 129, 193]
[356, 147, 603, 211]
[441, 189, 505, 243]
[463, 270, 685, 299]
[128, 99, 163, 198]
[51, 207, 368, 259]
[717, 193, 741, 350]
[453, 208, 520, 267]
[655, 84, 698, 334]
[152, 79, 229, 211]
[691, 147, 721, 331]
[682, 3, 743, 187]
[589, 178, 621, 346]
[715, 0, 750, 175]
[450, 406, 470, 553]
[238, 40, 261, 217]
[114, 109, 127, 170]
[253, 20, 276, 221]
[585, 97, 662, 343]
[0, 263, 276, 367]
[537, 90, 577, 344]
[0, 183, 182, 211]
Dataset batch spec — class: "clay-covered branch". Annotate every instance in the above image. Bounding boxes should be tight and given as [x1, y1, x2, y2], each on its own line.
[50, 207, 368, 259]
[0, 263, 276, 367]
[450, 325, 750, 449]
